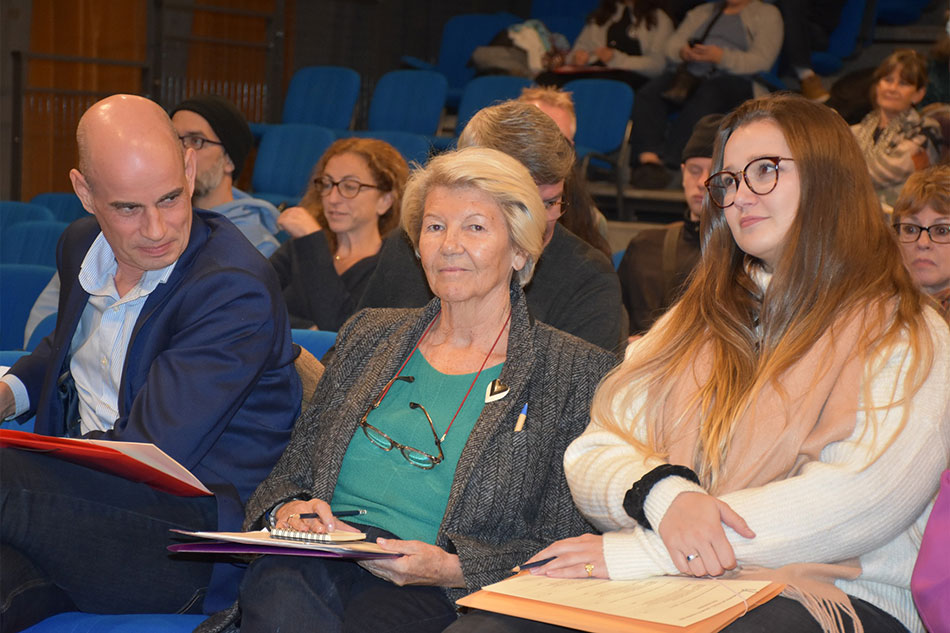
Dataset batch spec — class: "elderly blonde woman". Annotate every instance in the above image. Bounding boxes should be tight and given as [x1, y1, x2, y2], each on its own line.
[196, 147, 617, 633]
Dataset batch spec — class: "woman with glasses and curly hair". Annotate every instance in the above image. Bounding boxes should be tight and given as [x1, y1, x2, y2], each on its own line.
[452, 93, 950, 633]
[270, 137, 407, 331]
[196, 146, 616, 633]
[892, 164, 950, 323]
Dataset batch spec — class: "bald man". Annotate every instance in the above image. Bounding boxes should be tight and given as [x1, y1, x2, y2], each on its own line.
[0, 95, 301, 628]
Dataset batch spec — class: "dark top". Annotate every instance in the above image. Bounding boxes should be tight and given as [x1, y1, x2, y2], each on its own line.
[11, 210, 302, 610]
[270, 230, 380, 331]
[358, 224, 628, 352]
[618, 213, 701, 334]
[196, 282, 618, 633]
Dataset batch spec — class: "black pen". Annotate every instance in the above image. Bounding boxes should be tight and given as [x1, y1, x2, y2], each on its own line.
[511, 556, 556, 572]
[295, 509, 367, 519]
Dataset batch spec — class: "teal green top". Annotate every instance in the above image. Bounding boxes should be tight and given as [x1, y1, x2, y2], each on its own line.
[330, 352, 503, 544]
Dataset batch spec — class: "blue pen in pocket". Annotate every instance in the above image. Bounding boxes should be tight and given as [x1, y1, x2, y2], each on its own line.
[514, 403, 527, 432]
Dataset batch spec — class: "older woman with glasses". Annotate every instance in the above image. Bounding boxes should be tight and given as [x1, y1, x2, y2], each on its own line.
[196, 147, 617, 633]
[270, 137, 407, 331]
[451, 93, 950, 633]
[892, 165, 950, 323]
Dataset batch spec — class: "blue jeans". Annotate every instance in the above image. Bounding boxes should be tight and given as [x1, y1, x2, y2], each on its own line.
[0, 448, 217, 632]
[238, 554, 458, 633]
[444, 596, 909, 633]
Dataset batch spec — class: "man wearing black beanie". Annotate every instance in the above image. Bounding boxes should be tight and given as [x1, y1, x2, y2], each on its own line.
[617, 113, 723, 334]
[171, 94, 281, 256]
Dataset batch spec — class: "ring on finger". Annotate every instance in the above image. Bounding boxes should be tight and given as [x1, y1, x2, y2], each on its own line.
[685, 553, 700, 562]
[585, 563, 595, 578]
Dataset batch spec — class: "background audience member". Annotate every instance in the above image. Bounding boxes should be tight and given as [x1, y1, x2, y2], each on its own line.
[0, 95, 300, 629]
[517, 86, 612, 256]
[471, 93, 949, 633]
[196, 147, 616, 633]
[359, 101, 627, 352]
[774, 0, 846, 102]
[536, 0, 673, 92]
[171, 94, 281, 256]
[851, 49, 942, 207]
[23, 93, 281, 347]
[630, 0, 783, 189]
[618, 113, 722, 333]
[270, 137, 407, 331]
[892, 164, 950, 322]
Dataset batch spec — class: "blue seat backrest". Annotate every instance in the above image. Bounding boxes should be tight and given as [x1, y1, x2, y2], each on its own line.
[0, 201, 54, 231]
[562, 79, 634, 154]
[535, 14, 586, 44]
[455, 76, 534, 136]
[21, 612, 207, 633]
[27, 312, 58, 351]
[292, 328, 337, 361]
[282, 66, 361, 130]
[0, 264, 56, 350]
[810, 0, 866, 75]
[0, 221, 69, 267]
[30, 192, 87, 224]
[368, 70, 448, 136]
[251, 124, 336, 206]
[349, 130, 433, 166]
[436, 13, 522, 95]
[530, 0, 598, 18]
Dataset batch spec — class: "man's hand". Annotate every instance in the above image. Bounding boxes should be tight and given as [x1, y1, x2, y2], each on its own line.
[0, 382, 17, 420]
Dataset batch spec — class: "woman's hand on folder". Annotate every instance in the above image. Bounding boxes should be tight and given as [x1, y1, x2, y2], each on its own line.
[517, 534, 608, 579]
[358, 539, 465, 588]
[658, 492, 754, 578]
[274, 498, 361, 534]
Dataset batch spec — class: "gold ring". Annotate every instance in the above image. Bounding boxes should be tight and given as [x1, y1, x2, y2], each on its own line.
[585, 563, 595, 578]
[288, 513, 299, 519]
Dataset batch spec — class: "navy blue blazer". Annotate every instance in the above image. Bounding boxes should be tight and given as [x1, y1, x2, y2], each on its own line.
[9, 210, 301, 608]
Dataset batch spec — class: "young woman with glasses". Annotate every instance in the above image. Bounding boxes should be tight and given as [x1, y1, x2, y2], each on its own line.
[892, 164, 950, 323]
[450, 94, 949, 633]
[269, 137, 407, 331]
[195, 147, 616, 633]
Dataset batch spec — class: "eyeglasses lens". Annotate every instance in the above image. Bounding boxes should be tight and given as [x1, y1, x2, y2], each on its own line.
[895, 224, 950, 244]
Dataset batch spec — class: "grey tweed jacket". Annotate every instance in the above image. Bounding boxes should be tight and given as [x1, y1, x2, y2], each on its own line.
[196, 283, 617, 632]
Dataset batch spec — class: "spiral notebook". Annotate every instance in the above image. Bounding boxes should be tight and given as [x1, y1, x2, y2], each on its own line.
[268, 528, 367, 543]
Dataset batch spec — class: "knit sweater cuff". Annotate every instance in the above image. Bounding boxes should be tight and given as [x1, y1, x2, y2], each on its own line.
[643, 475, 706, 535]
[603, 529, 679, 579]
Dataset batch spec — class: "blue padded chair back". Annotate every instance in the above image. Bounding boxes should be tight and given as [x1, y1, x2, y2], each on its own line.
[252, 124, 336, 207]
[282, 66, 361, 130]
[0, 264, 56, 350]
[349, 130, 433, 166]
[435, 12, 522, 102]
[530, 0, 598, 17]
[876, 0, 930, 25]
[292, 329, 337, 361]
[810, 0, 866, 75]
[369, 70, 448, 136]
[563, 79, 634, 154]
[455, 75, 534, 136]
[0, 201, 54, 231]
[27, 312, 57, 351]
[536, 14, 586, 43]
[21, 612, 207, 633]
[1, 221, 68, 267]
[29, 192, 87, 224]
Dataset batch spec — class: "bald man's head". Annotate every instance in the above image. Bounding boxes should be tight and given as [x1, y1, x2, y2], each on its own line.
[70, 94, 196, 291]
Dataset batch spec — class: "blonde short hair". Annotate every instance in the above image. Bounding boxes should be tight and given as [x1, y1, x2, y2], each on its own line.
[401, 147, 546, 286]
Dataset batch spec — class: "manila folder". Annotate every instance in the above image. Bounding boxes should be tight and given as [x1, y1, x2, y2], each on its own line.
[456, 574, 783, 633]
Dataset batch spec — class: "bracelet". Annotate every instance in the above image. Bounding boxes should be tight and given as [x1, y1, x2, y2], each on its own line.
[623, 464, 700, 531]
[266, 497, 308, 529]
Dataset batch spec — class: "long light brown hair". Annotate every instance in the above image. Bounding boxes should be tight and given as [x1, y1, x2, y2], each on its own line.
[591, 93, 933, 489]
[299, 137, 408, 252]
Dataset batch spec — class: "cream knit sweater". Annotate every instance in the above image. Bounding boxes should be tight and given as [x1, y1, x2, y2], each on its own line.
[565, 308, 950, 632]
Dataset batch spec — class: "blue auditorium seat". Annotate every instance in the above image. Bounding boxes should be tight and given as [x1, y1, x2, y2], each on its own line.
[0, 201, 54, 230]
[251, 124, 335, 207]
[0, 221, 69, 267]
[0, 264, 56, 350]
[30, 192, 87, 224]
[292, 328, 337, 361]
[368, 70, 448, 137]
[22, 612, 206, 633]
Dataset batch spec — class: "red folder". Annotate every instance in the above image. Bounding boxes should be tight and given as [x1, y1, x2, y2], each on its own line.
[0, 429, 212, 497]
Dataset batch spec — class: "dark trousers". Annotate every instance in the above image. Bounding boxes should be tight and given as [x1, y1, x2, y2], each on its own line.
[237, 555, 458, 633]
[0, 448, 217, 633]
[443, 596, 909, 633]
[630, 71, 754, 167]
